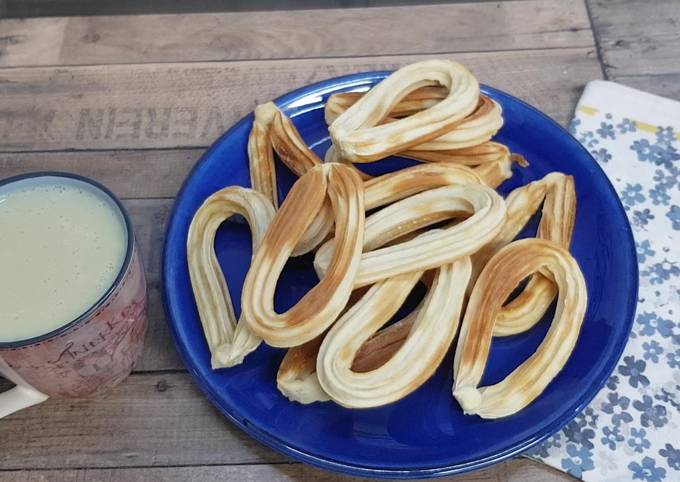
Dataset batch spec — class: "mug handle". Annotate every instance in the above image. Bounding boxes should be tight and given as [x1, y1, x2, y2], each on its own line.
[0, 356, 48, 419]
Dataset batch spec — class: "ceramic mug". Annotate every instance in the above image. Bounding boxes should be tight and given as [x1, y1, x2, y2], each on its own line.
[0, 172, 148, 419]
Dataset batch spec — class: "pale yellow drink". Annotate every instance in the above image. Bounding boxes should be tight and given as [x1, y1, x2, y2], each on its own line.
[0, 176, 127, 343]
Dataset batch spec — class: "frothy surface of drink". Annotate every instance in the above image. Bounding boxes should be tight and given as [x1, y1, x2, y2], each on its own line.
[0, 177, 127, 343]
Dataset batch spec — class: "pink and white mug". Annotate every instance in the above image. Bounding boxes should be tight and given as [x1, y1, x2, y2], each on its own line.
[0, 172, 147, 418]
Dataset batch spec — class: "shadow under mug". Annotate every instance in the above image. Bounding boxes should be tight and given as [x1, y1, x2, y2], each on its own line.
[0, 172, 148, 419]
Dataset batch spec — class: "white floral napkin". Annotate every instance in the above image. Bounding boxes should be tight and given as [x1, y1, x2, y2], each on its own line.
[526, 81, 680, 481]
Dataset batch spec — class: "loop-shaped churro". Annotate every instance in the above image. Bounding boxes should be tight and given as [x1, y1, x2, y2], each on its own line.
[495, 172, 575, 335]
[248, 102, 279, 208]
[328, 92, 501, 152]
[330, 60, 480, 162]
[264, 105, 333, 256]
[270, 108, 322, 176]
[327, 141, 515, 188]
[241, 163, 365, 347]
[363, 162, 482, 208]
[409, 95, 502, 151]
[453, 238, 587, 418]
[400, 142, 524, 188]
[279, 161, 482, 403]
[315, 183, 506, 287]
[308, 161, 484, 250]
[325, 86, 449, 124]
[318, 257, 471, 408]
[472, 172, 576, 336]
[402, 141, 511, 165]
[187, 186, 276, 368]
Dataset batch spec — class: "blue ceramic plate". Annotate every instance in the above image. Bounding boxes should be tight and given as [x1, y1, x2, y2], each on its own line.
[162, 72, 637, 478]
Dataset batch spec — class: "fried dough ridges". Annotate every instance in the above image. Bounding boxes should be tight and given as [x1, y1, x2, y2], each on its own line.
[315, 183, 506, 287]
[241, 163, 365, 347]
[187, 187, 275, 368]
[453, 238, 587, 418]
[318, 258, 471, 408]
[330, 60, 480, 162]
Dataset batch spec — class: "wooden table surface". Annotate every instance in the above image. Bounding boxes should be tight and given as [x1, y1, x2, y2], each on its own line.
[0, 1, 677, 480]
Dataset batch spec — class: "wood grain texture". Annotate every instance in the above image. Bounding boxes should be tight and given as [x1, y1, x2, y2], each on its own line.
[0, 149, 200, 198]
[123, 199, 182, 371]
[0, 371, 571, 480]
[588, 0, 680, 77]
[0, 373, 283, 469]
[615, 73, 680, 101]
[0, 459, 573, 481]
[0, 48, 601, 152]
[0, 1, 593, 68]
[588, 0, 680, 98]
[0, 18, 66, 68]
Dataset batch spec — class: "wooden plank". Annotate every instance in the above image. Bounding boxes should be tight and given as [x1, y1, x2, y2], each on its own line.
[0, 459, 573, 481]
[0, 373, 571, 480]
[588, 0, 680, 78]
[613, 73, 680, 101]
[0, 373, 284, 469]
[0, 149, 200, 199]
[123, 199, 182, 371]
[0, 0, 575, 20]
[139, 277, 182, 371]
[0, 18, 66, 68]
[506, 459, 574, 482]
[0, 48, 602, 152]
[0, 1, 593, 68]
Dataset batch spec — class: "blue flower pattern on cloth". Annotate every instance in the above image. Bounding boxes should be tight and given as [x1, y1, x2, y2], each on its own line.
[628, 457, 666, 482]
[526, 97, 679, 480]
[628, 428, 651, 453]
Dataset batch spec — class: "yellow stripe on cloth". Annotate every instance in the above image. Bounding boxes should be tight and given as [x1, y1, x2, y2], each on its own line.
[635, 121, 659, 134]
[577, 104, 680, 139]
[578, 105, 599, 116]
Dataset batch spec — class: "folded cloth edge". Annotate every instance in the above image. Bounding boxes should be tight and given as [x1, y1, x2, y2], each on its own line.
[577, 80, 680, 130]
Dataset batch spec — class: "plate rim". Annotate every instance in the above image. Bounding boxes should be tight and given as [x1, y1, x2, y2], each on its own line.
[161, 71, 639, 478]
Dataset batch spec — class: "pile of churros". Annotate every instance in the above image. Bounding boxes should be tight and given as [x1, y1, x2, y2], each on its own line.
[187, 59, 587, 419]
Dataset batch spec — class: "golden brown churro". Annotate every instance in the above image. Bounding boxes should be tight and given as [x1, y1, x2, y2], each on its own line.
[402, 141, 510, 165]
[241, 163, 365, 347]
[315, 183, 506, 287]
[277, 334, 331, 404]
[471, 172, 576, 336]
[247, 103, 279, 208]
[325, 86, 449, 124]
[453, 239, 587, 418]
[187, 187, 275, 368]
[330, 60, 480, 162]
[328, 92, 502, 152]
[318, 257, 471, 408]
[270, 108, 322, 176]
[263, 105, 334, 256]
[495, 173, 576, 335]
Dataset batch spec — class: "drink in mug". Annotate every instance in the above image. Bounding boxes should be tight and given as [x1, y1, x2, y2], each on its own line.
[0, 173, 147, 418]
